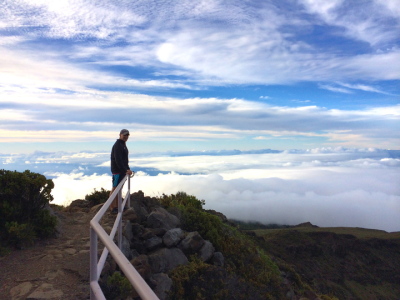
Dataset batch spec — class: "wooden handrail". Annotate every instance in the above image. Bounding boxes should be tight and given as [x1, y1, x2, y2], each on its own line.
[89, 175, 159, 300]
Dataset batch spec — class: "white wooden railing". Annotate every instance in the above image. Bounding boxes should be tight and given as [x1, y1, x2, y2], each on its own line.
[90, 175, 159, 300]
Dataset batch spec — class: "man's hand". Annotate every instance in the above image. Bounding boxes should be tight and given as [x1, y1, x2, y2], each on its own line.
[126, 170, 133, 175]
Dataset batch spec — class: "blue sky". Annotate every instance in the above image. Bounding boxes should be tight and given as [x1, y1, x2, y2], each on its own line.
[1, 0, 399, 231]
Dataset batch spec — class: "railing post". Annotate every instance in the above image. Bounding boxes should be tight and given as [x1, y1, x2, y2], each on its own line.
[118, 189, 122, 249]
[128, 176, 131, 208]
[90, 227, 98, 300]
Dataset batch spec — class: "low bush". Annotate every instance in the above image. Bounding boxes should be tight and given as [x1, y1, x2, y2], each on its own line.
[158, 192, 285, 299]
[159, 191, 205, 210]
[0, 169, 57, 247]
[103, 271, 133, 300]
[85, 187, 110, 207]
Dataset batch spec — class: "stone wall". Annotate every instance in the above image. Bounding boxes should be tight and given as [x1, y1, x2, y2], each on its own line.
[101, 191, 224, 300]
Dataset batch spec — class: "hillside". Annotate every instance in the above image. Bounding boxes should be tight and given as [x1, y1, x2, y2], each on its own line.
[249, 224, 400, 299]
[1, 191, 399, 300]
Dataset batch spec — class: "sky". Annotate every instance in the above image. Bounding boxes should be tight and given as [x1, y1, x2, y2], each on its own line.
[1, 0, 399, 231]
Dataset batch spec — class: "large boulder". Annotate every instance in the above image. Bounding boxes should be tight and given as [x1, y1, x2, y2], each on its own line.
[163, 228, 185, 248]
[121, 236, 132, 260]
[148, 248, 188, 273]
[212, 252, 225, 267]
[68, 199, 89, 212]
[144, 236, 163, 251]
[123, 208, 138, 222]
[123, 221, 133, 242]
[131, 223, 145, 237]
[198, 240, 215, 262]
[179, 231, 205, 254]
[147, 207, 180, 231]
[150, 273, 173, 300]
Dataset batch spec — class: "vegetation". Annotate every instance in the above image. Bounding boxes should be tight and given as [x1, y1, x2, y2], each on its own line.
[230, 219, 292, 230]
[253, 226, 400, 240]
[103, 271, 134, 300]
[0, 169, 57, 249]
[85, 187, 110, 207]
[158, 192, 314, 299]
[253, 226, 400, 299]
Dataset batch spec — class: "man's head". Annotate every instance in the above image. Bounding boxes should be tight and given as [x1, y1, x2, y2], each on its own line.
[119, 129, 130, 141]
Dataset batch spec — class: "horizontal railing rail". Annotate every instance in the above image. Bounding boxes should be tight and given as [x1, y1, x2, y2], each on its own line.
[90, 175, 159, 300]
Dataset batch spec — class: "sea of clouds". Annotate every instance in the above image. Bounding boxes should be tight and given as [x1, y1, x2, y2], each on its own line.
[1, 147, 399, 232]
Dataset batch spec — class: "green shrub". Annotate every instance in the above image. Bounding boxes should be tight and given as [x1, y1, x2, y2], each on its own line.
[104, 271, 133, 300]
[85, 187, 110, 207]
[0, 169, 57, 247]
[33, 209, 58, 238]
[159, 191, 205, 210]
[159, 192, 285, 299]
[5, 221, 36, 247]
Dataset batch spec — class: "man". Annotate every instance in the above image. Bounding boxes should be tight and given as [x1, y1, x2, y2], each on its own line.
[110, 129, 133, 213]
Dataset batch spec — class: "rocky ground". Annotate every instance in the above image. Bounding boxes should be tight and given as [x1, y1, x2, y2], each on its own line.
[0, 206, 109, 300]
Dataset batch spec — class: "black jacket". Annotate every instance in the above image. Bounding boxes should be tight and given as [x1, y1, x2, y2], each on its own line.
[111, 139, 130, 174]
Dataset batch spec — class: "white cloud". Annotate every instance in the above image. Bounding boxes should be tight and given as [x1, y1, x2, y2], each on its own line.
[299, 0, 400, 46]
[319, 84, 352, 94]
[5, 148, 400, 231]
[50, 163, 400, 232]
[50, 172, 111, 206]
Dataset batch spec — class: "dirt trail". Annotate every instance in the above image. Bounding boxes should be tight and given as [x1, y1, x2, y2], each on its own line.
[0, 208, 110, 300]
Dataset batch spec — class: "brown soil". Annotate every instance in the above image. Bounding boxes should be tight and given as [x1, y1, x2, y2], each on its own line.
[0, 208, 110, 300]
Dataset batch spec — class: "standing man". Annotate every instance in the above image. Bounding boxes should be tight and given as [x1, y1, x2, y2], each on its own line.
[110, 129, 133, 213]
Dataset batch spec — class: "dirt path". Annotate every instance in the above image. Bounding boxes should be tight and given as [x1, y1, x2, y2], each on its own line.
[0, 208, 107, 300]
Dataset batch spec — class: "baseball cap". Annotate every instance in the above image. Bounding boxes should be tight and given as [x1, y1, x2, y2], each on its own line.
[120, 129, 130, 135]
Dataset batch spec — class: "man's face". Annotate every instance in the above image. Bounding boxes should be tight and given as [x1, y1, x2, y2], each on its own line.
[120, 133, 129, 142]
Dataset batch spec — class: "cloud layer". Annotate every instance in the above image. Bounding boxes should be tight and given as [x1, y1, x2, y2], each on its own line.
[2, 148, 399, 232]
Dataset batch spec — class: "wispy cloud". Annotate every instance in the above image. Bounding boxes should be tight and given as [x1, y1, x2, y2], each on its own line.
[319, 82, 396, 95]
[299, 0, 400, 47]
[1, 0, 399, 90]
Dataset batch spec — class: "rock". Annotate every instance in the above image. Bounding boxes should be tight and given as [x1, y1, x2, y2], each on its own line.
[131, 249, 140, 260]
[123, 208, 138, 222]
[303, 290, 319, 300]
[69, 199, 89, 208]
[147, 207, 180, 231]
[64, 248, 76, 255]
[135, 206, 150, 223]
[150, 273, 173, 300]
[90, 203, 104, 213]
[45, 269, 64, 280]
[68, 199, 89, 212]
[212, 252, 224, 267]
[26, 283, 63, 299]
[10, 282, 33, 300]
[131, 240, 147, 254]
[131, 223, 145, 237]
[121, 235, 132, 260]
[142, 228, 156, 240]
[123, 221, 133, 242]
[198, 240, 215, 262]
[163, 228, 185, 248]
[148, 248, 188, 273]
[131, 191, 149, 222]
[144, 236, 163, 251]
[150, 228, 167, 237]
[179, 231, 205, 253]
[131, 255, 152, 280]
